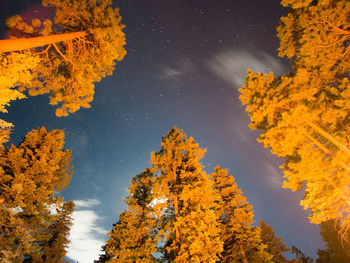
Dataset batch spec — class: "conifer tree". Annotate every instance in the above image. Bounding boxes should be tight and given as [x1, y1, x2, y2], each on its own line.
[259, 219, 290, 263]
[210, 166, 272, 263]
[39, 200, 75, 262]
[150, 127, 223, 262]
[316, 219, 350, 263]
[239, 0, 350, 235]
[0, 127, 73, 262]
[0, 0, 126, 117]
[97, 169, 157, 263]
[291, 246, 314, 263]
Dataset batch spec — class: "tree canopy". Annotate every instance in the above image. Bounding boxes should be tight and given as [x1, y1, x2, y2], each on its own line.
[0, 0, 126, 117]
[239, 0, 350, 236]
[0, 127, 74, 262]
[98, 127, 273, 263]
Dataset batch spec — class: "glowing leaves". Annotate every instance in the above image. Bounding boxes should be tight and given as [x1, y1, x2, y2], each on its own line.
[0, 127, 73, 261]
[100, 127, 273, 263]
[97, 169, 157, 263]
[150, 127, 222, 263]
[240, 0, 350, 238]
[211, 166, 272, 263]
[1, 0, 126, 117]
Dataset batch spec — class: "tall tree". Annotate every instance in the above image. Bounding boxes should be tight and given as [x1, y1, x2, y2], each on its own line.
[210, 166, 272, 263]
[0, 127, 73, 262]
[239, 0, 350, 236]
[39, 200, 75, 262]
[316, 219, 350, 263]
[0, 0, 126, 117]
[291, 246, 314, 263]
[259, 219, 290, 263]
[150, 127, 222, 262]
[96, 169, 157, 263]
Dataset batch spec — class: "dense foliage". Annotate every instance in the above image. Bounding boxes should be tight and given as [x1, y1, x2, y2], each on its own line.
[1, 0, 126, 117]
[240, 0, 350, 236]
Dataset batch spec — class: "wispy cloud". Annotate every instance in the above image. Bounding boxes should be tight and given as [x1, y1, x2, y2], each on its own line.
[208, 49, 285, 88]
[264, 163, 284, 190]
[67, 199, 107, 263]
[159, 58, 194, 82]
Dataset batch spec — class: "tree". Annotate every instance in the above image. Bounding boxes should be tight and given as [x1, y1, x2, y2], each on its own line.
[0, 52, 40, 141]
[39, 200, 75, 262]
[239, 0, 350, 236]
[259, 219, 290, 263]
[96, 169, 157, 263]
[150, 127, 222, 262]
[316, 219, 350, 263]
[210, 166, 272, 263]
[291, 246, 314, 263]
[0, 127, 73, 262]
[0, 0, 126, 117]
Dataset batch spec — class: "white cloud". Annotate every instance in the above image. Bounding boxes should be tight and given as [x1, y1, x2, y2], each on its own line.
[159, 59, 194, 81]
[67, 199, 107, 263]
[74, 199, 101, 208]
[265, 163, 284, 190]
[208, 49, 285, 88]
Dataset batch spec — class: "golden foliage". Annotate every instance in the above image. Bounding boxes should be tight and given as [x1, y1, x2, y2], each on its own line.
[239, 0, 350, 236]
[0, 127, 73, 261]
[1, 0, 126, 117]
[211, 166, 272, 263]
[100, 127, 272, 263]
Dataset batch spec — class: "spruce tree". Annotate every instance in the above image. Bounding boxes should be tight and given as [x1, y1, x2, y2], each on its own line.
[0, 127, 73, 262]
[97, 169, 157, 263]
[210, 166, 272, 263]
[150, 127, 222, 262]
[259, 219, 290, 263]
[316, 219, 350, 263]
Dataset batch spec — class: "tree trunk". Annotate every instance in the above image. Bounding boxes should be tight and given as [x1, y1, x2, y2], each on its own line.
[0, 31, 86, 53]
[306, 120, 350, 157]
[240, 245, 248, 263]
[173, 166, 179, 256]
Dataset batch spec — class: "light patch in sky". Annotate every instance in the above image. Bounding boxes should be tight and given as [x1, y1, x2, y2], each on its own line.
[67, 199, 107, 263]
[159, 58, 194, 81]
[264, 163, 284, 190]
[208, 49, 284, 88]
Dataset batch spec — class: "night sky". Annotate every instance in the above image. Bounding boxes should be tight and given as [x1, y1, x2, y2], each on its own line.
[1, 0, 325, 262]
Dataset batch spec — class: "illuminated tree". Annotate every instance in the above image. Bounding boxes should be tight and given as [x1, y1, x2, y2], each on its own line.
[259, 219, 290, 263]
[240, 0, 350, 235]
[0, 0, 126, 117]
[0, 52, 40, 142]
[96, 169, 157, 263]
[150, 127, 222, 262]
[39, 200, 75, 262]
[0, 127, 73, 262]
[210, 166, 272, 263]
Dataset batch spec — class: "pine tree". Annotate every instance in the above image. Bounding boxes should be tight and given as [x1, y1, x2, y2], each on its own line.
[239, 0, 350, 236]
[0, 127, 73, 262]
[316, 219, 350, 263]
[259, 219, 290, 263]
[150, 127, 223, 263]
[97, 169, 157, 263]
[291, 246, 314, 263]
[39, 200, 75, 262]
[210, 166, 272, 263]
[0, 0, 126, 117]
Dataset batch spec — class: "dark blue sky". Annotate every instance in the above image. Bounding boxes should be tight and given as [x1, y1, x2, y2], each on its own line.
[1, 0, 325, 261]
